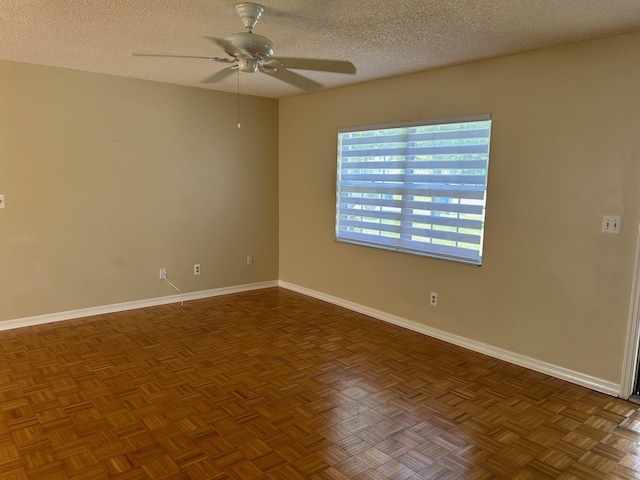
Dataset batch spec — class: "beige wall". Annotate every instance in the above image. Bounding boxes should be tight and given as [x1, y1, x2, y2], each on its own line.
[0, 61, 279, 321]
[279, 32, 640, 384]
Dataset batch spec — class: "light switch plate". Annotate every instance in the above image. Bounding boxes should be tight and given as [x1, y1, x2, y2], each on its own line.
[0, 194, 5, 209]
[602, 215, 621, 234]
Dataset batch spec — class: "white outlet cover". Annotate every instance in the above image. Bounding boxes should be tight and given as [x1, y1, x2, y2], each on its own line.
[0, 194, 5, 209]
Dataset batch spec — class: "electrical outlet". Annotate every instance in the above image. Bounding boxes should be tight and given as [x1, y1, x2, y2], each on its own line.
[159, 267, 166, 279]
[430, 292, 438, 306]
[194, 264, 201, 275]
[246, 255, 253, 265]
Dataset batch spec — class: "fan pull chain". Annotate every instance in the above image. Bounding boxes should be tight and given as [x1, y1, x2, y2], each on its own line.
[237, 68, 241, 129]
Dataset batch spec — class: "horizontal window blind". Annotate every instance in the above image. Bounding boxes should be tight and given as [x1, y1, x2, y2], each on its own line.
[336, 115, 492, 264]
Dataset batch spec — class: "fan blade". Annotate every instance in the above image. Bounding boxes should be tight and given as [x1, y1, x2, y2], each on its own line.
[268, 57, 356, 74]
[262, 68, 323, 92]
[202, 67, 236, 84]
[132, 53, 234, 63]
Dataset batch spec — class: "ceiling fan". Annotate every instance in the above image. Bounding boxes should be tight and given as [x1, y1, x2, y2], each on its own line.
[133, 2, 356, 92]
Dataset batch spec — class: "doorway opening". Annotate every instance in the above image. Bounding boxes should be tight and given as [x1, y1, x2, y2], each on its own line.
[621, 224, 640, 400]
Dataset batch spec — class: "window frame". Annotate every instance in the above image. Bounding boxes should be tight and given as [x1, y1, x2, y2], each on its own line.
[335, 113, 492, 265]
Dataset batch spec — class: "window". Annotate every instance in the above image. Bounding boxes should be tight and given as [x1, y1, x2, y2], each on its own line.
[336, 114, 492, 265]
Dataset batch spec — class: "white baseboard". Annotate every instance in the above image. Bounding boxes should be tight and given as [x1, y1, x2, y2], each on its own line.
[279, 281, 621, 398]
[0, 280, 279, 332]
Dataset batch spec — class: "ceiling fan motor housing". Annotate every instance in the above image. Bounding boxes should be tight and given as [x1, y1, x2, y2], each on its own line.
[224, 31, 274, 65]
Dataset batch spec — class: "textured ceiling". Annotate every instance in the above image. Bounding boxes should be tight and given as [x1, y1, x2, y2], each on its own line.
[1, 1, 640, 99]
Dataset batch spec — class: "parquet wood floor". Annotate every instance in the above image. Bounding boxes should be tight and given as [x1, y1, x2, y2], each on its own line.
[1, 287, 639, 479]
